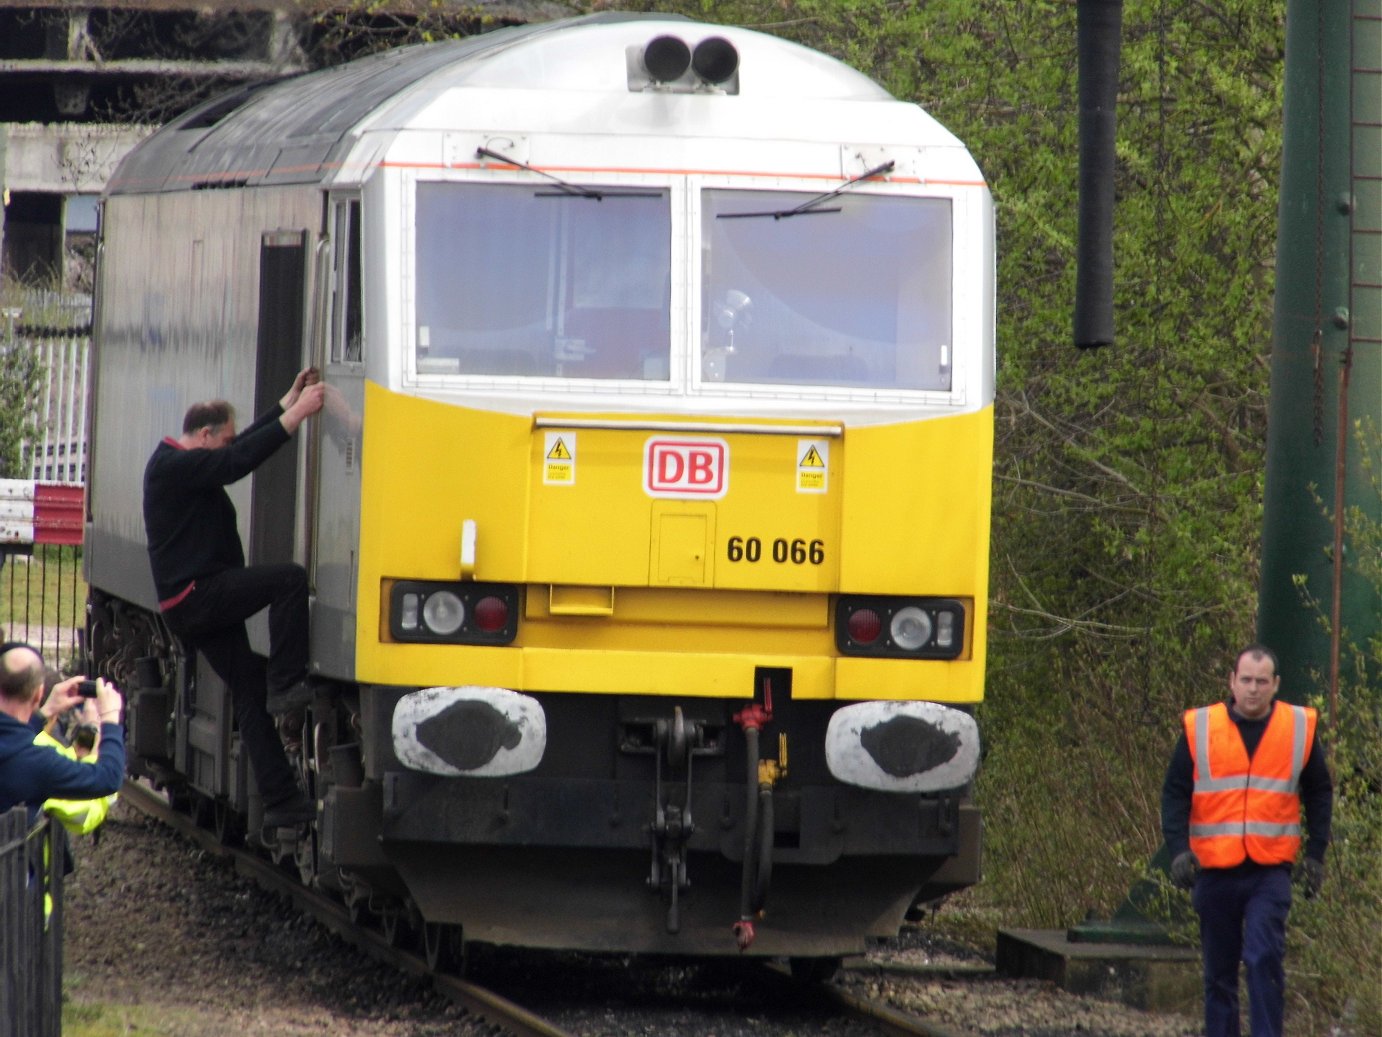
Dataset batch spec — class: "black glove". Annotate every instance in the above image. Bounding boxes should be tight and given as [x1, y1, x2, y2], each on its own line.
[1296, 857, 1325, 899]
[1170, 850, 1201, 890]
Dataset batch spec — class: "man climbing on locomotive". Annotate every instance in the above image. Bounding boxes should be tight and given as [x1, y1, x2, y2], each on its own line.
[142, 368, 325, 827]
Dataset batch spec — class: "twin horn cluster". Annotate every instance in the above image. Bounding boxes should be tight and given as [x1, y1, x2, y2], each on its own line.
[641, 35, 739, 87]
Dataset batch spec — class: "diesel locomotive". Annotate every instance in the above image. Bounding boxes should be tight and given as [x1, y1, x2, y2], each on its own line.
[83, 12, 995, 970]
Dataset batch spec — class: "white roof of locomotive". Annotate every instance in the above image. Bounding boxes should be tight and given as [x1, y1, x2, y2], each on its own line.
[107, 13, 976, 195]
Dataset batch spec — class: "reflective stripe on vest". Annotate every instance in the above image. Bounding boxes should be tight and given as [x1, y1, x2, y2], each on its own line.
[1185, 701, 1313, 867]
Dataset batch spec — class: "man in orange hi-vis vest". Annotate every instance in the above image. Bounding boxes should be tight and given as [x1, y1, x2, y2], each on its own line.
[1161, 644, 1333, 1037]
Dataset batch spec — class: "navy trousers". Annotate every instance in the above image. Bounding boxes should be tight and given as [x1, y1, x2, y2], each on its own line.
[161, 563, 309, 806]
[1192, 864, 1292, 1037]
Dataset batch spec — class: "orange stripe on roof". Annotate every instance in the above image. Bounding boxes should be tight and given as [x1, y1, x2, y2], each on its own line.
[379, 159, 987, 187]
[108, 161, 985, 191]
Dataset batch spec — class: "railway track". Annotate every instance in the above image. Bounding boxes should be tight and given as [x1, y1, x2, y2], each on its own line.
[120, 779, 574, 1037]
[120, 778, 980, 1037]
[794, 968, 977, 1037]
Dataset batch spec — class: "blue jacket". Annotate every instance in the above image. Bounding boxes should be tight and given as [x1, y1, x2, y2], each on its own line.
[0, 713, 125, 821]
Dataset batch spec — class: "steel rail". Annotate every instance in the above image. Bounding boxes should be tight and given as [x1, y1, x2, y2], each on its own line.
[120, 779, 576, 1037]
[758, 961, 977, 1037]
[818, 979, 977, 1037]
[840, 958, 996, 981]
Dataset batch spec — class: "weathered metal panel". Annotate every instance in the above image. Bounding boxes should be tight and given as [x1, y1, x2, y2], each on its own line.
[104, 14, 651, 195]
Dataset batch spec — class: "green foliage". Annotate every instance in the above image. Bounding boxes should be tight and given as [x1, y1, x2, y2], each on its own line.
[0, 283, 44, 480]
[306, 2, 511, 64]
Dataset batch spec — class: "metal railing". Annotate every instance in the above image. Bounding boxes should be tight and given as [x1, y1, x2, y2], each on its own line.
[0, 808, 65, 1037]
[1, 545, 85, 670]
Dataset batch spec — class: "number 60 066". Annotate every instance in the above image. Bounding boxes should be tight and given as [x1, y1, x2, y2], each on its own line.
[726, 536, 824, 565]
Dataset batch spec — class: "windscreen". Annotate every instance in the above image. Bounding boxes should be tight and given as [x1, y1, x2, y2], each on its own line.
[415, 182, 672, 380]
[702, 190, 953, 390]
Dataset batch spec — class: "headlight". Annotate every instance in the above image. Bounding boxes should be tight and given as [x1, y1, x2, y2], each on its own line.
[889, 607, 933, 650]
[835, 597, 967, 659]
[421, 591, 465, 635]
[388, 581, 519, 645]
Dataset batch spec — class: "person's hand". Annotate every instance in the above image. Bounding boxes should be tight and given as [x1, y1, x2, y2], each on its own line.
[295, 382, 327, 418]
[1296, 857, 1325, 899]
[40, 675, 87, 721]
[92, 677, 123, 725]
[280, 382, 327, 434]
[1170, 850, 1201, 890]
[279, 366, 321, 410]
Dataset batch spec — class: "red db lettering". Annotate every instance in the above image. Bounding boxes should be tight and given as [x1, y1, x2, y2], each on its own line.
[658, 451, 685, 484]
[644, 438, 729, 498]
[688, 451, 715, 485]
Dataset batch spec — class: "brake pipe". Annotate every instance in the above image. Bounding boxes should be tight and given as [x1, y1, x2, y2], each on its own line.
[731, 678, 775, 950]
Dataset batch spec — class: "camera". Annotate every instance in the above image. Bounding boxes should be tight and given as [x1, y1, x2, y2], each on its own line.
[76, 679, 99, 698]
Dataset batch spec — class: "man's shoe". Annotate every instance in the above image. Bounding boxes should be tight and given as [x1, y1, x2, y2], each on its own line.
[266, 677, 319, 714]
[263, 791, 316, 827]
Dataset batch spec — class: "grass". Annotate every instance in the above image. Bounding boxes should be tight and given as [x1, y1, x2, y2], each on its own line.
[63, 999, 205, 1036]
[1, 545, 87, 666]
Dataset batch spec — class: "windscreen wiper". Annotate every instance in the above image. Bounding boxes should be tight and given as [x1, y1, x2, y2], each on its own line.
[717, 160, 897, 220]
[475, 147, 660, 200]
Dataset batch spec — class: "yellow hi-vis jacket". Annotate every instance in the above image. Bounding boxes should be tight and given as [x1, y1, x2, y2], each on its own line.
[1185, 700, 1315, 868]
[33, 730, 118, 836]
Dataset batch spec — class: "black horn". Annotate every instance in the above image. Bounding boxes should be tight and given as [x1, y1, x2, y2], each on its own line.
[643, 35, 692, 83]
[693, 37, 739, 85]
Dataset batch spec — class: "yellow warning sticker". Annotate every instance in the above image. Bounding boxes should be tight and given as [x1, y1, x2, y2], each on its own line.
[544, 432, 576, 485]
[796, 439, 828, 493]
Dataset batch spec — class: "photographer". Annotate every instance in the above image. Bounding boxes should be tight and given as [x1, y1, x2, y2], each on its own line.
[0, 642, 125, 823]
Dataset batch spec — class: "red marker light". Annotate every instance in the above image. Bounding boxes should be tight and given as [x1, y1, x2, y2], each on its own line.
[473, 595, 509, 633]
[846, 607, 882, 645]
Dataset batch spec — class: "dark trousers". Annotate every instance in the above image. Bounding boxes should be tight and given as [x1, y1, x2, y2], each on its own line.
[162, 563, 309, 806]
[1192, 864, 1292, 1037]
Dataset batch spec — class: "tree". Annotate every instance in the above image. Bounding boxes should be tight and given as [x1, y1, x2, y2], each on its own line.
[0, 306, 42, 479]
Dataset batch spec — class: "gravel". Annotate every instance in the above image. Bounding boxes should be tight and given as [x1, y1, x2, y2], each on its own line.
[61, 796, 1204, 1037]
[63, 800, 477, 1036]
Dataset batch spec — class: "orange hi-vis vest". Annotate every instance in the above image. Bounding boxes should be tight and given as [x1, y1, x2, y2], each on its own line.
[1185, 700, 1316, 868]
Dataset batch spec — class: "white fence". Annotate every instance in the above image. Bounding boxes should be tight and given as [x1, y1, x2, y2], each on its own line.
[26, 336, 91, 485]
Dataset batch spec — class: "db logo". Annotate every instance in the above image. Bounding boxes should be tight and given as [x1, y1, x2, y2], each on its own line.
[643, 437, 729, 499]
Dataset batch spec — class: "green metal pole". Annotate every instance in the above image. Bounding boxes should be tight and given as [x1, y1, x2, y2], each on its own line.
[1258, 0, 1382, 709]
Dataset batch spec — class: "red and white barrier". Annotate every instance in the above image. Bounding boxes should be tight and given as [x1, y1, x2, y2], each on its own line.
[0, 479, 84, 548]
